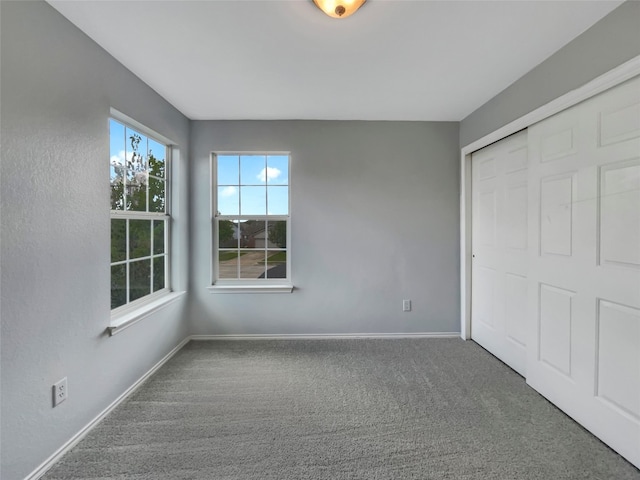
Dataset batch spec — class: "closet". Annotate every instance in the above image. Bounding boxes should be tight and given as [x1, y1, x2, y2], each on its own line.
[471, 75, 640, 467]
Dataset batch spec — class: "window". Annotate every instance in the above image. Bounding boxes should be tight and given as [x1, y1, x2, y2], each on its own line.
[212, 153, 291, 291]
[110, 116, 170, 310]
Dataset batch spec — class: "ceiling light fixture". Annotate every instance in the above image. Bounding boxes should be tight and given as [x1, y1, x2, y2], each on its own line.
[313, 0, 366, 19]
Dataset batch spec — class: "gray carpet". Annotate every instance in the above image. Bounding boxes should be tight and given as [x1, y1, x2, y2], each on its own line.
[42, 339, 640, 479]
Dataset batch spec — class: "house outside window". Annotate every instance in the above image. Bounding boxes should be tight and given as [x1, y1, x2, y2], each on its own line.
[212, 153, 291, 292]
[110, 116, 170, 310]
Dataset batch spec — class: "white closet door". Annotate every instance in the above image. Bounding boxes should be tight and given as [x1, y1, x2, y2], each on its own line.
[526, 75, 640, 468]
[472, 130, 528, 376]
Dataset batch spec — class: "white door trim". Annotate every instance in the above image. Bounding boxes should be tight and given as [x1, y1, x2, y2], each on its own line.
[460, 54, 640, 340]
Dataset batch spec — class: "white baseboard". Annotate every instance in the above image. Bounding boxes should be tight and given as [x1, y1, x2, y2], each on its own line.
[25, 337, 191, 480]
[190, 332, 461, 340]
[24, 332, 458, 479]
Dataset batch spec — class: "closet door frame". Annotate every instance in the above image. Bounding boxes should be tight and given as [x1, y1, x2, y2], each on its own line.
[459, 54, 640, 340]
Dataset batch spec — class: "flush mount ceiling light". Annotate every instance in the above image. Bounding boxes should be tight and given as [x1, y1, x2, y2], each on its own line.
[313, 0, 366, 19]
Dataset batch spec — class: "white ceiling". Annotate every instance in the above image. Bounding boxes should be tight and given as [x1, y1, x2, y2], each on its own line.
[48, 0, 623, 121]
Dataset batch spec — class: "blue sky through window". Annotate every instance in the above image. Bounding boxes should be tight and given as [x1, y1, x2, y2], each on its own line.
[267, 155, 288, 185]
[109, 119, 125, 182]
[217, 154, 289, 216]
[240, 155, 265, 185]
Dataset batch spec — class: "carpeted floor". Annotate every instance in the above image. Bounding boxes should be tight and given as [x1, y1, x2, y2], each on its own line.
[42, 338, 640, 479]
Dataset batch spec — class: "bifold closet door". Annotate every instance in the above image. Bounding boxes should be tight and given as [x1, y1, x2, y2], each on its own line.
[471, 130, 528, 376]
[526, 75, 640, 468]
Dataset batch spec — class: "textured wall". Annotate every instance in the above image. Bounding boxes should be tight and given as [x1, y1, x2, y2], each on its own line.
[189, 121, 460, 336]
[460, 0, 640, 147]
[0, 2, 190, 479]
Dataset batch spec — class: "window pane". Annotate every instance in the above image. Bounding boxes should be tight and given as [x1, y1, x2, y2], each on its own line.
[240, 155, 266, 185]
[111, 219, 127, 263]
[267, 186, 288, 215]
[153, 220, 164, 255]
[241, 252, 266, 279]
[111, 180, 125, 211]
[126, 171, 148, 211]
[149, 177, 165, 213]
[130, 259, 151, 302]
[111, 264, 127, 309]
[110, 119, 125, 161]
[267, 220, 287, 248]
[148, 139, 165, 178]
[239, 220, 266, 249]
[218, 250, 239, 279]
[126, 126, 145, 157]
[266, 155, 288, 185]
[218, 219, 238, 248]
[125, 128, 147, 170]
[217, 155, 239, 185]
[240, 186, 266, 215]
[217, 186, 239, 216]
[129, 219, 151, 260]
[266, 250, 287, 279]
[110, 120, 126, 211]
[153, 256, 165, 292]
[126, 128, 148, 212]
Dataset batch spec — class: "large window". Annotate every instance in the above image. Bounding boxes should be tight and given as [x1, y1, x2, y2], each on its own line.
[110, 117, 169, 310]
[212, 153, 290, 288]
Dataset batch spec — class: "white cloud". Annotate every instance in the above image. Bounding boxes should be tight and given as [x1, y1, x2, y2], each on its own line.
[220, 186, 237, 197]
[257, 167, 281, 183]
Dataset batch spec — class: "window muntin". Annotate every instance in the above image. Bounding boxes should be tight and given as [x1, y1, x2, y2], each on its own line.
[213, 153, 290, 284]
[110, 117, 169, 310]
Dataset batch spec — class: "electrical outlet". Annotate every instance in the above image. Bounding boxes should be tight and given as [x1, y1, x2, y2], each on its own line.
[52, 377, 67, 407]
[403, 299, 411, 312]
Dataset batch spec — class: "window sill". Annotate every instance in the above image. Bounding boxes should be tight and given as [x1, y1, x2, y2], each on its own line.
[207, 284, 294, 294]
[108, 291, 186, 336]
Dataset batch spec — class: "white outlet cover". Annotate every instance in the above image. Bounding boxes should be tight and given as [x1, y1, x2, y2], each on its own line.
[53, 377, 68, 407]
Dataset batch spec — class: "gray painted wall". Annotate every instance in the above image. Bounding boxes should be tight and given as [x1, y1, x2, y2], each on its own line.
[189, 121, 460, 336]
[0, 2, 190, 479]
[460, 0, 640, 147]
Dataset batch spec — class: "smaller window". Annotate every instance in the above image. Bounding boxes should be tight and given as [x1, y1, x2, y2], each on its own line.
[212, 153, 291, 290]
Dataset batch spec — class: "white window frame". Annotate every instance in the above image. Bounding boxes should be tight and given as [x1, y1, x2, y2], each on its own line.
[209, 151, 293, 293]
[109, 110, 181, 332]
